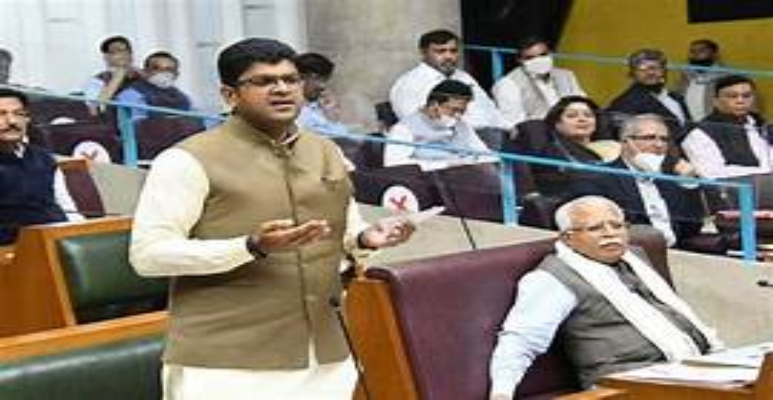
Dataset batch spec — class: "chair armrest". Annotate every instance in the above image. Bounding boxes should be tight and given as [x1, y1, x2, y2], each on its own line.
[554, 386, 628, 399]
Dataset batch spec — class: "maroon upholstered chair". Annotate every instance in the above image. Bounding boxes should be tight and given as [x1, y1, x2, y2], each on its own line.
[351, 164, 441, 212]
[35, 122, 122, 162]
[57, 159, 105, 218]
[346, 227, 667, 400]
[136, 117, 204, 160]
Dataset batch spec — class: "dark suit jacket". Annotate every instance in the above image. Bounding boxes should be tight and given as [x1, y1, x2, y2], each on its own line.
[607, 84, 693, 142]
[568, 158, 704, 246]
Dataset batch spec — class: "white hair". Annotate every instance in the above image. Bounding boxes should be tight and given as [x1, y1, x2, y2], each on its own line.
[618, 113, 668, 140]
[555, 196, 624, 232]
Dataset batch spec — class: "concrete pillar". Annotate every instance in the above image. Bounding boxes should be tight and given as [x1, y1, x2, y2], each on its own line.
[305, 0, 461, 131]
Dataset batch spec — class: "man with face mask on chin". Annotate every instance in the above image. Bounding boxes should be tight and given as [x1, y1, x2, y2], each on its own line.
[390, 29, 509, 149]
[568, 114, 705, 249]
[384, 79, 496, 170]
[492, 36, 586, 127]
[115, 51, 197, 124]
[608, 49, 692, 143]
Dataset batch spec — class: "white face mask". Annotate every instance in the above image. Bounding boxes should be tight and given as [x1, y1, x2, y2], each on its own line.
[147, 71, 177, 89]
[523, 55, 554, 75]
[437, 115, 458, 129]
[632, 152, 665, 173]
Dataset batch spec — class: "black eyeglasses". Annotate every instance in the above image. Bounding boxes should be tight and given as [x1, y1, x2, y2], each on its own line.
[630, 134, 669, 143]
[236, 74, 302, 90]
[569, 220, 629, 234]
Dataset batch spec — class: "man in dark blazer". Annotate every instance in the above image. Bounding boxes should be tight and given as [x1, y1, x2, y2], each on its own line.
[569, 114, 704, 248]
[607, 49, 692, 142]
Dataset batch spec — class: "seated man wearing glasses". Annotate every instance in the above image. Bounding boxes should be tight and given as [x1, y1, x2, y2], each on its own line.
[489, 195, 723, 400]
[568, 114, 705, 248]
[682, 75, 773, 179]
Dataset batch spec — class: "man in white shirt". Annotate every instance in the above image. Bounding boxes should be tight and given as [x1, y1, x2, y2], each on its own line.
[492, 36, 585, 127]
[384, 79, 495, 171]
[682, 74, 773, 179]
[489, 196, 722, 399]
[389, 29, 509, 148]
[130, 38, 414, 400]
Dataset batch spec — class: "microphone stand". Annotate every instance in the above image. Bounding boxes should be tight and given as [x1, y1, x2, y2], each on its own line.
[331, 254, 373, 400]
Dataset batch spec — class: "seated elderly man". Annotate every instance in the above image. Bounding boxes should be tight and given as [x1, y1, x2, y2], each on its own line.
[488, 196, 723, 400]
[0, 88, 84, 245]
[384, 79, 496, 171]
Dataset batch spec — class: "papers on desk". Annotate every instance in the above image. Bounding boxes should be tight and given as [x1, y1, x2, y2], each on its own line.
[609, 343, 773, 386]
[609, 362, 759, 386]
[683, 342, 773, 369]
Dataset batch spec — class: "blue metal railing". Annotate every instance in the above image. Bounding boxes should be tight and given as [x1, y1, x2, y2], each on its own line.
[464, 44, 773, 83]
[2, 85, 761, 263]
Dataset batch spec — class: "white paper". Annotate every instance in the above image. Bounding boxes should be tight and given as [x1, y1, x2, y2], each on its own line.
[683, 342, 773, 369]
[610, 362, 758, 385]
[385, 206, 446, 226]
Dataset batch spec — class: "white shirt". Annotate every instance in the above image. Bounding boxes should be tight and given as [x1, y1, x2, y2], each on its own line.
[389, 62, 509, 130]
[634, 178, 677, 247]
[654, 90, 687, 125]
[130, 148, 370, 277]
[489, 270, 577, 397]
[682, 117, 773, 178]
[492, 67, 585, 127]
[384, 111, 496, 171]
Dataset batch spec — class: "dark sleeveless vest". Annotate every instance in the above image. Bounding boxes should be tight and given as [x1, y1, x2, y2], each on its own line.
[0, 145, 66, 244]
[698, 112, 767, 167]
[130, 79, 191, 117]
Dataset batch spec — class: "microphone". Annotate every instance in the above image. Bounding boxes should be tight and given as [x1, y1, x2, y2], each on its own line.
[429, 169, 478, 250]
[757, 280, 773, 288]
[329, 296, 373, 400]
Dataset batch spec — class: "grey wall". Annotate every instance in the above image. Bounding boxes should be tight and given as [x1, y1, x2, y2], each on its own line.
[305, 0, 462, 131]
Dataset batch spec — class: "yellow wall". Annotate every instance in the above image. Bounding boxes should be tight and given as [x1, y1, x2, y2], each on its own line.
[558, 0, 773, 116]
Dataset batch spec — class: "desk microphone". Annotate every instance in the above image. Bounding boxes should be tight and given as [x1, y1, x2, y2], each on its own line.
[757, 280, 773, 289]
[429, 170, 478, 251]
[329, 296, 373, 400]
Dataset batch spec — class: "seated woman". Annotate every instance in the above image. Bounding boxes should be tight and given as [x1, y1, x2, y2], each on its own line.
[515, 96, 610, 197]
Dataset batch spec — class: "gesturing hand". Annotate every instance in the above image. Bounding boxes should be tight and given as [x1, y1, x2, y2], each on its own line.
[359, 217, 415, 249]
[250, 219, 331, 253]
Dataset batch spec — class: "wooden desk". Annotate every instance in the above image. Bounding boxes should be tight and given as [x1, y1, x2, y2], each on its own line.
[599, 354, 773, 400]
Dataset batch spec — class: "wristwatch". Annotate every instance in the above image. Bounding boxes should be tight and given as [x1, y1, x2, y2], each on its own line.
[246, 235, 267, 258]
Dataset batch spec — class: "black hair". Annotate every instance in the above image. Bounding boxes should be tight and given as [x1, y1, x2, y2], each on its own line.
[516, 36, 550, 55]
[418, 29, 459, 50]
[294, 52, 335, 78]
[217, 37, 297, 87]
[426, 79, 473, 105]
[100, 36, 132, 54]
[714, 74, 755, 96]
[691, 39, 719, 53]
[0, 88, 29, 107]
[143, 51, 179, 69]
[0, 48, 11, 61]
[544, 96, 600, 128]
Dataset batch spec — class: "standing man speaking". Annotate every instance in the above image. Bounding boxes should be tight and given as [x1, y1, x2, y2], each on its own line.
[131, 38, 413, 400]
